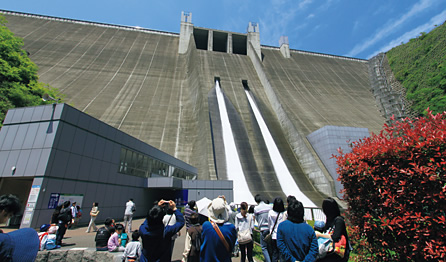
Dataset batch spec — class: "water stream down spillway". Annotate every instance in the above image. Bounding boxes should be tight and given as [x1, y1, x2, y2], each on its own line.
[215, 81, 256, 204]
[245, 90, 316, 207]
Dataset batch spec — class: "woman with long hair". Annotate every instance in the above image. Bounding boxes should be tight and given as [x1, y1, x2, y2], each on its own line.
[86, 202, 99, 233]
[235, 202, 255, 262]
[316, 197, 350, 262]
[268, 197, 287, 262]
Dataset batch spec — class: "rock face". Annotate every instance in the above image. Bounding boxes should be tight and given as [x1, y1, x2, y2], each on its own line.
[3, 11, 384, 201]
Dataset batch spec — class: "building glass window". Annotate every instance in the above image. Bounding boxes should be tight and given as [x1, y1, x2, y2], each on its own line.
[118, 147, 195, 180]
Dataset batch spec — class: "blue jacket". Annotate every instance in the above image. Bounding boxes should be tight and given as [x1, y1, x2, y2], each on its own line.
[277, 220, 318, 262]
[200, 221, 237, 262]
[139, 209, 185, 262]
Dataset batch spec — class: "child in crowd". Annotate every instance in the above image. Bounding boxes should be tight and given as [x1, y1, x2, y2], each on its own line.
[48, 223, 58, 234]
[314, 220, 332, 259]
[108, 224, 125, 252]
[120, 227, 129, 247]
[38, 224, 57, 250]
[122, 230, 141, 262]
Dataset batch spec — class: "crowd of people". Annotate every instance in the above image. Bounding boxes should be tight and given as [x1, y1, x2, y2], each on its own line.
[0, 192, 350, 262]
[85, 194, 350, 262]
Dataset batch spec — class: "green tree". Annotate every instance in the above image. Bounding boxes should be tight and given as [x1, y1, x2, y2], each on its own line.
[0, 15, 61, 126]
[387, 21, 446, 115]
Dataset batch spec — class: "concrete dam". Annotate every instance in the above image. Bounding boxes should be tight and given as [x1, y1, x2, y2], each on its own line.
[2, 10, 385, 205]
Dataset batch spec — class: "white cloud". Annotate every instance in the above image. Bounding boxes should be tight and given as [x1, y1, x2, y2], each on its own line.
[345, 0, 437, 57]
[299, 0, 313, 9]
[318, 0, 338, 11]
[259, 0, 322, 46]
[367, 9, 446, 58]
[260, 0, 300, 46]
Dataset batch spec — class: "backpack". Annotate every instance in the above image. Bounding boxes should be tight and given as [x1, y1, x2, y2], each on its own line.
[95, 227, 111, 247]
[190, 227, 202, 256]
[57, 208, 71, 223]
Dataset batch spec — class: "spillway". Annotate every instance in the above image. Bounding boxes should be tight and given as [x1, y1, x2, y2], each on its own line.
[216, 81, 255, 204]
[245, 90, 316, 207]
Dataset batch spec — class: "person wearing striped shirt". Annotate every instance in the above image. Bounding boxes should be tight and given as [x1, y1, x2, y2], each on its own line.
[254, 194, 272, 262]
[182, 200, 198, 262]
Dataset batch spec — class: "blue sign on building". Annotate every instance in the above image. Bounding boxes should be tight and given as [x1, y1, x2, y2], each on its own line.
[48, 193, 60, 209]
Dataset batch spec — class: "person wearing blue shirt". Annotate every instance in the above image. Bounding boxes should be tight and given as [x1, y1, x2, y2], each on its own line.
[200, 197, 237, 262]
[139, 200, 185, 262]
[277, 200, 318, 262]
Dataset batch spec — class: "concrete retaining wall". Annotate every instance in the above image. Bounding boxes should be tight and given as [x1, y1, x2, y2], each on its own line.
[36, 249, 122, 262]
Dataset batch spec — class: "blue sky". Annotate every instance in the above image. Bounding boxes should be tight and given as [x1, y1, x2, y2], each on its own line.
[2, 0, 446, 59]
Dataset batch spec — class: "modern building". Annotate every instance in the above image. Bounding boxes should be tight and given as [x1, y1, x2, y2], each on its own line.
[0, 104, 232, 228]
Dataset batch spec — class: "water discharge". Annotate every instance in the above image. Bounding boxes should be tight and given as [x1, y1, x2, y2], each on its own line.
[215, 81, 255, 204]
[245, 90, 316, 207]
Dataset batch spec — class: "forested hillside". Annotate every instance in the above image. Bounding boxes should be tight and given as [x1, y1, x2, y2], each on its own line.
[0, 15, 61, 126]
[387, 21, 446, 115]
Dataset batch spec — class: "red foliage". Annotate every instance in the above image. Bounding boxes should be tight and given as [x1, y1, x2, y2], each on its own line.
[334, 110, 446, 261]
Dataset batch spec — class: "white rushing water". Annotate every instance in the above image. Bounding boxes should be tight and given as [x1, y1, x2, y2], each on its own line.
[245, 90, 316, 207]
[215, 81, 255, 204]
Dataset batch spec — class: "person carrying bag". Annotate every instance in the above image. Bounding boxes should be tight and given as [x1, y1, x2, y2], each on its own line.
[316, 197, 352, 262]
[235, 202, 254, 262]
[200, 197, 237, 262]
[264, 213, 279, 245]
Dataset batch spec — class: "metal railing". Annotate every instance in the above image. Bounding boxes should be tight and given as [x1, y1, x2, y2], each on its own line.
[251, 207, 325, 246]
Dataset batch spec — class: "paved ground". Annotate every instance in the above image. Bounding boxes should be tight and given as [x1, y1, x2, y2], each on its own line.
[2, 219, 244, 262]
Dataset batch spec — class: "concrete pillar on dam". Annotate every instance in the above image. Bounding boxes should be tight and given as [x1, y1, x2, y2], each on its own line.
[179, 11, 193, 54]
[208, 30, 213, 51]
[248, 22, 261, 60]
[280, 36, 291, 58]
[227, 33, 233, 54]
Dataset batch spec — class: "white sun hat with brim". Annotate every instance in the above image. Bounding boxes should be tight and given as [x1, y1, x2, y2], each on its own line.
[208, 197, 229, 224]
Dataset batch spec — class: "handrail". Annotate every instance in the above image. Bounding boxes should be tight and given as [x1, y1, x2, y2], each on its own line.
[249, 207, 325, 246]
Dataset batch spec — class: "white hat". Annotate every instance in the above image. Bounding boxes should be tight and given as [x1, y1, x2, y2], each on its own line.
[208, 198, 229, 223]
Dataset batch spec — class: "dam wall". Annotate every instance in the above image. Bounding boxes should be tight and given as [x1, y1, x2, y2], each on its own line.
[2, 10, 386, 203]
[247, 42, 335, 197]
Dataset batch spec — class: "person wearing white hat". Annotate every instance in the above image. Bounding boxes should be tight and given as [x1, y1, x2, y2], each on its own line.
[200, 197, 237, 262]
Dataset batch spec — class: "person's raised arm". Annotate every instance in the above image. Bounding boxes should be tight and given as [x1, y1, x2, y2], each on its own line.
[164, 200, 185, 237]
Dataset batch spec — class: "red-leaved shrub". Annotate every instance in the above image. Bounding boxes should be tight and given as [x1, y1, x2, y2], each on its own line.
[334, 110, 446, 261]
